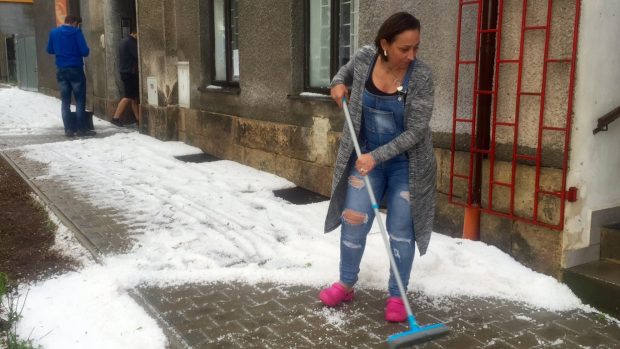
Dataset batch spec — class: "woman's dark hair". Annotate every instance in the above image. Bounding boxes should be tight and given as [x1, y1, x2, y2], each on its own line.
[375, 12, 420, 60]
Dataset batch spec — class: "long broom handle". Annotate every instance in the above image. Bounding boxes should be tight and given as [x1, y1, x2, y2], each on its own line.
[341, 98, 415, 321]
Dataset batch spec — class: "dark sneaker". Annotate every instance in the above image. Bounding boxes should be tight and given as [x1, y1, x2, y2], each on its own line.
[111, 118, 123, 127]
[65, 130, 75, 138]
[76, 130, 97, 137]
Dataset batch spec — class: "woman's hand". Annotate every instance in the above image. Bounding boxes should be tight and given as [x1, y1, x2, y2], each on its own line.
[355, 153, 376, 176]
[330, 84, 349, 108]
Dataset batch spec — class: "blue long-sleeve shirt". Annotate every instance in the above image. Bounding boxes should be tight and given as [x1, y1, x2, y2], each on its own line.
[46, 25, 90, 68]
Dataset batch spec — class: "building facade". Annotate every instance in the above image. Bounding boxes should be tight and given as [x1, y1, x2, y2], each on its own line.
[0, 0, 35, 86]
[31, 0, 620, 278]
[33, 0, 136, 120]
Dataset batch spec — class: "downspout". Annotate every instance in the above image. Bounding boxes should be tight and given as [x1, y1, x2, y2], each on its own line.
[463, 0, 498, 240]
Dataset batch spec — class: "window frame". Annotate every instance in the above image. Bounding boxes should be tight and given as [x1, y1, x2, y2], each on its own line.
[303, 0, 357, 94]
[210, 0, 239, 87]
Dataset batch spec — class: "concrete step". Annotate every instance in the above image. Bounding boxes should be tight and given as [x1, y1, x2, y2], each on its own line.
[601, 224, 620, 262]
[562, 259, 620, 318]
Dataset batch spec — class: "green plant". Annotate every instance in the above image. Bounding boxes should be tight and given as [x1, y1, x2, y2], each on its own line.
[45, 219, 58, 234]
[597, 313, 609, 324]
[0, 273, 40, 349]
[27, 196, 58, 236]
[0, 272, 6, 298]
[1, 272, 7, 333]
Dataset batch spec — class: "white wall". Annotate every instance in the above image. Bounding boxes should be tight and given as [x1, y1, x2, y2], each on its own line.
[564, 0, 620, 267]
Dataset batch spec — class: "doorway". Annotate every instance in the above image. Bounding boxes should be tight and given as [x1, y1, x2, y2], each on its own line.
[106, 0, 138, 123]
[4, 36, 17, 84]
[15, 35, 37, 91]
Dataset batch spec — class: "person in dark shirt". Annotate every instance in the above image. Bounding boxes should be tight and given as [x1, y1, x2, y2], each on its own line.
[46, 14, 93, 137]
[111, 29, 139, 127]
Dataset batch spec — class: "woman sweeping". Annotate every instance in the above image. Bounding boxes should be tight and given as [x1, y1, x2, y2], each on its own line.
[320, 12, 436, 323]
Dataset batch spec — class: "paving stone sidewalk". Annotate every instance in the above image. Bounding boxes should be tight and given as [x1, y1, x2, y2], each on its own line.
[2, 130, 619, 349]
[135, 282, 620, 349]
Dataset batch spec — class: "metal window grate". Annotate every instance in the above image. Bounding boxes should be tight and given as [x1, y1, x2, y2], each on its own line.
[449, 0, 581, 230]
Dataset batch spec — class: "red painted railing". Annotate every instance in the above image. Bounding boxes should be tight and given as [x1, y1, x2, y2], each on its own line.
[449, 0, 581, 230]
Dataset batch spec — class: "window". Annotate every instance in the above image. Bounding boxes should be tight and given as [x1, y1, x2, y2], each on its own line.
[306, 0, 359, 92]
[212, 0, 239, 85]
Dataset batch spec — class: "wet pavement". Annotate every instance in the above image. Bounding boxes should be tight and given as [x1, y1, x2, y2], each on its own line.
[1, 122, 619, 348]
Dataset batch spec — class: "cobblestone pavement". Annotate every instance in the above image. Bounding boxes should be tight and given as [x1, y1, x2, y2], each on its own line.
[2, 129, 619, 348]
[136, 282, 620, 349]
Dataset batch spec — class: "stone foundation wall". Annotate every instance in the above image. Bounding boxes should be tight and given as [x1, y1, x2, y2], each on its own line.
[142, 105, 336, 197]
[144, 104, 563, 276]
[435, 148, 563, 276]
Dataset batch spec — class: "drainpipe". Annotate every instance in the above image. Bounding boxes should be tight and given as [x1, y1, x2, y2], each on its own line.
[463, 0, 498, 240]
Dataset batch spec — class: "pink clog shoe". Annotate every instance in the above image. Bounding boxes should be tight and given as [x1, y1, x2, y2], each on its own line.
[385, 296, 407, 322]
[319, 282, 354, 307]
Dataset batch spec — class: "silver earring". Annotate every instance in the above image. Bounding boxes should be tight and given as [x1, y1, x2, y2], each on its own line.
[384, 49, 387, 57]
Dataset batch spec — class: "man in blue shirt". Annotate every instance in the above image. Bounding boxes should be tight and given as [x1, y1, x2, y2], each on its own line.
[46, 15, 93, 137]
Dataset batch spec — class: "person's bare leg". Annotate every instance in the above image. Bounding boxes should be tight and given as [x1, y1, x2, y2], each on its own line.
[130, 99, 139, 124]
[113, 98, 131, 119]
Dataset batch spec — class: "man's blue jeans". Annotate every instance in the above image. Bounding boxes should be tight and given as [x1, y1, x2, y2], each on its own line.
[339, 157, 415, 297]
[57, 67, 86, 132]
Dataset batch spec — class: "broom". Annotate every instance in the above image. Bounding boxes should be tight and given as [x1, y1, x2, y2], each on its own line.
[341, 98, 449, 348]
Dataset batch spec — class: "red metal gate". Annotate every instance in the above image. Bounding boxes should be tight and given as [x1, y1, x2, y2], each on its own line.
[449, 0, 581, 230]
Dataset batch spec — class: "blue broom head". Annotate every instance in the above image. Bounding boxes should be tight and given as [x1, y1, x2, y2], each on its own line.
[387, 320, 449, 348]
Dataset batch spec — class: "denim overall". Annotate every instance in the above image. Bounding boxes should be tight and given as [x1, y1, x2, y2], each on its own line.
[340, 58, 415, 297]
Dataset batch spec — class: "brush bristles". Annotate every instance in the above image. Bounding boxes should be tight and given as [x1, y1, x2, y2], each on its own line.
[387, 325, 450, 348]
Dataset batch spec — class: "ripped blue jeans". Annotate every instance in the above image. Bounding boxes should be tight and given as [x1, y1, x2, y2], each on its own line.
[339, 157, 414, 297]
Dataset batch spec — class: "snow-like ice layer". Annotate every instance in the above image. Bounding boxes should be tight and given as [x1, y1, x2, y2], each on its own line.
[0, 86, 594, 349]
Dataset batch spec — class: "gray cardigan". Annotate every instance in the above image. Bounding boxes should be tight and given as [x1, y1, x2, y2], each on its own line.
[324, 45, 436, 256]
